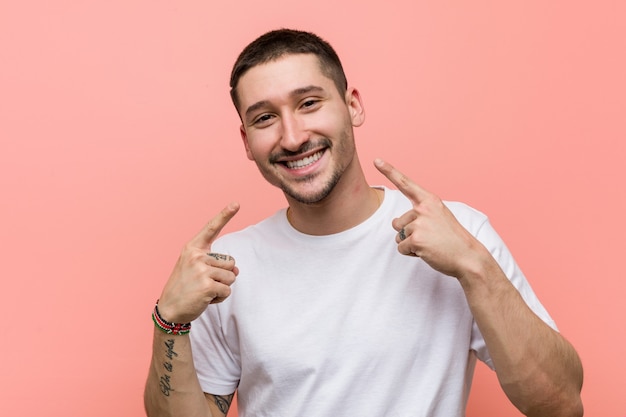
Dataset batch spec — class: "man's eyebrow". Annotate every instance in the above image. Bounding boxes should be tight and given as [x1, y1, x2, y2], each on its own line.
[290, 85, 325, 97]
[244, 100, 270, 120]
[244, 85, 326, 120]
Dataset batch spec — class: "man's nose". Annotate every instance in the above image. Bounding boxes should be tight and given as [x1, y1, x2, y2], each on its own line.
[279, 113, 309, 151]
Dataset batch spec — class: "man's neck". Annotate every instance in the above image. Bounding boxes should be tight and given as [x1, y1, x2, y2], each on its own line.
[285, 177, 384, 236]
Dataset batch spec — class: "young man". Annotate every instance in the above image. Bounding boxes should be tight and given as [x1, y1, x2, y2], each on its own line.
[145, 29, 583, 417]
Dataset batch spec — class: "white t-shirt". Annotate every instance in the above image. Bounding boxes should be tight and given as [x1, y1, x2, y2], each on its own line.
[191, 188, 556, 416]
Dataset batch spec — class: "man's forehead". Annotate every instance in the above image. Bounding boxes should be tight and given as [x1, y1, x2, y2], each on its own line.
[236, 54, 335, 109]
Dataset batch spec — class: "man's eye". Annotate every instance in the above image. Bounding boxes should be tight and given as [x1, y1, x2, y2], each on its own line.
[254, 114, 273, 125]
[302, 99, 319, 109]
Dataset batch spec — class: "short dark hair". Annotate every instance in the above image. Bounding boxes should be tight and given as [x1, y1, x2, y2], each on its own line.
[229, 28, 348, 111]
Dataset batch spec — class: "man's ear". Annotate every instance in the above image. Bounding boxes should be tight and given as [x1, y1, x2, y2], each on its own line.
[346, 87, 365, 127]
[240, 125, 254, 161]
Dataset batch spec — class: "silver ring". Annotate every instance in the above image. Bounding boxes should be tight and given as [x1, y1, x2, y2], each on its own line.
[398, 228, 407, 241]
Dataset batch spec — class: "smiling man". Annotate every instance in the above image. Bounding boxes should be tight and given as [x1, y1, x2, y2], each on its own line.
[144, 29, 583, 417]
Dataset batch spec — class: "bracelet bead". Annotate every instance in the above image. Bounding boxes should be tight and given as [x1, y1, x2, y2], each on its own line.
[152, 300, 191, 335]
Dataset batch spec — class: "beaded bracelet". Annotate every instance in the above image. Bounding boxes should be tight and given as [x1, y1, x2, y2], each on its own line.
[152, 301, 191, 335]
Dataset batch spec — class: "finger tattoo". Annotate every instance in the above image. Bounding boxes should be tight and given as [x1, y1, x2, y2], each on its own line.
[398, 228, 407, 241]
[207, 253, 233, 261]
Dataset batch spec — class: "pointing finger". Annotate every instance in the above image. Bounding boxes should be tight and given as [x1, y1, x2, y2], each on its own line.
[374, 158, 429, 204]
[191, 202, 240, 249]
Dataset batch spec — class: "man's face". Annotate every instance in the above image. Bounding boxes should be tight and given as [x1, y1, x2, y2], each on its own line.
[236, 53, 365, 205]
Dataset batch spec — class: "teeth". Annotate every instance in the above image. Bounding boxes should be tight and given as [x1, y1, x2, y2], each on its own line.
[286, 151, 323, 169]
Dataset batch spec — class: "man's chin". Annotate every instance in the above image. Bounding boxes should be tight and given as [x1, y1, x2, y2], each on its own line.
[281, 184, 334, 205]
[276, 169, 341, 205]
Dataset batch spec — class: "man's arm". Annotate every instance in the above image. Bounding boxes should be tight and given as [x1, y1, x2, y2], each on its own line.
[375, 159, 583, 416]
[144, 329, 235, 417]
[205, 393, 236, 416]
[459, 255, 583, 416]
[144, 203, 240, 417]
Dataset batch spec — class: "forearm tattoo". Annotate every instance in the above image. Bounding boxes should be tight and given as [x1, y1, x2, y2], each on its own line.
[159, 338, 178, 396]
[158, 337, 233, 414]
[214, 393, 234, 414]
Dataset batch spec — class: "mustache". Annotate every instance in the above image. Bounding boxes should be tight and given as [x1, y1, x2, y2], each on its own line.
[269, 138, 332, 163]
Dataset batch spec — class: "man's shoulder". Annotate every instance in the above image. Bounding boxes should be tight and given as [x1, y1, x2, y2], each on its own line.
[384, 187, 487, 220]
[443, 200, 487, 219]
[443, 200, 490, 235]
[384, 187, 489, 233]
[213, 208, 286, 246]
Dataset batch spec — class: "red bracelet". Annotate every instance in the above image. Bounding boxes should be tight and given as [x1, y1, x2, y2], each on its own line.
[152, 301, 191, 335]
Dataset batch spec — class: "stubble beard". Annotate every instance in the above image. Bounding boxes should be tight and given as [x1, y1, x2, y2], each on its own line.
[281, 168, 343, 205]
[262, 128, 355, 205]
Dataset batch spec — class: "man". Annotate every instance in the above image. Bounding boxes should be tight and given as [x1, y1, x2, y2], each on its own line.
[144, 29, 583, 416]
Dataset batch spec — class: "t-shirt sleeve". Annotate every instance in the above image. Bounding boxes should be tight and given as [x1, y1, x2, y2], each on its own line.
[189, 236, 242, 395]
[190, 302, 241, 395]
[465, 213, 558, 370]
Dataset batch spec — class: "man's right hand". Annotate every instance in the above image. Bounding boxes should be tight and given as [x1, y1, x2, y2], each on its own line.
[156, 202, 240, 324]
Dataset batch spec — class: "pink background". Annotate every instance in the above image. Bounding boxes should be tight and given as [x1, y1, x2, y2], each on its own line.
[1, 1, 624, 415]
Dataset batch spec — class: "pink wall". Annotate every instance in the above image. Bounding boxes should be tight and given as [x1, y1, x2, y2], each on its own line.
[1, 1, 624, 415]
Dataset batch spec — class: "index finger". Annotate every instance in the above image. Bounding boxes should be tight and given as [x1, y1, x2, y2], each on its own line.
[374, 158, 429, 203]
[191, 201, 240, 249]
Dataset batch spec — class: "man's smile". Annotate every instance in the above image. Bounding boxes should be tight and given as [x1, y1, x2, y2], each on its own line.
[285, 150, 324, 169]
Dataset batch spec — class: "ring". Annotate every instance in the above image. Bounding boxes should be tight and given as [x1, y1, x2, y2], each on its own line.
[207, 253, 233, 261]
[398, 228, 407, 241]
